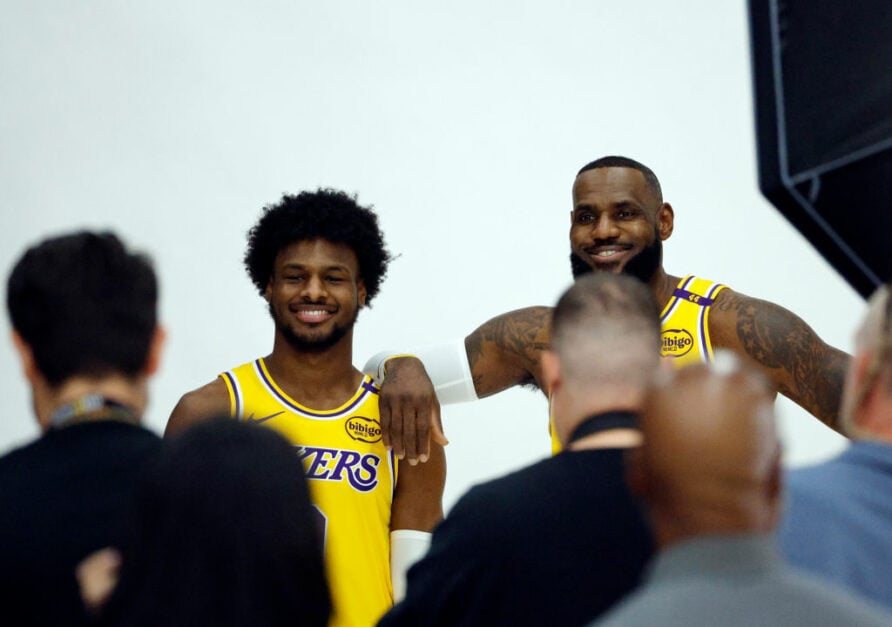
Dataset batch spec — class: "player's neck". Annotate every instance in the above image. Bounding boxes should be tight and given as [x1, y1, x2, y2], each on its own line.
[649, 267, 679, 311]
[266, 335, 363, 409]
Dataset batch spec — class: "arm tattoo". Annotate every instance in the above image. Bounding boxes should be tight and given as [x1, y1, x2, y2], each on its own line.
[729, 293, 848, 429]
[466, 307, 552, 394]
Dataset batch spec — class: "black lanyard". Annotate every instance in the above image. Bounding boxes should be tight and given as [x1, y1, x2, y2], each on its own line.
[566, 410, 639, 445]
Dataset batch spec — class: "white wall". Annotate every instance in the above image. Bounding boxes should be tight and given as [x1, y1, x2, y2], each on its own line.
[0, 1, 860, 511]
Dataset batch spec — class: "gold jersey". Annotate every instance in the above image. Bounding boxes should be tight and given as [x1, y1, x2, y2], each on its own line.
[221, 358, 395, 627]
[550, 275, 728, 453]
[659, 275, 728, 367]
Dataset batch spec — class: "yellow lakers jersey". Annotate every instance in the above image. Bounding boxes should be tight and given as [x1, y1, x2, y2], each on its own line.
[221, 358, 395, 627]
[659, 275, 727, 367]
[550, 275, 728, 453]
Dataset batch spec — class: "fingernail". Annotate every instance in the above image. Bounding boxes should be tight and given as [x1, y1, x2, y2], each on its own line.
[409, 458, 418, 466]
[419, 454, 428, 463]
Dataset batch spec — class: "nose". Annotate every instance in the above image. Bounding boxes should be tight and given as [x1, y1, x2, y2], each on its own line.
[301, 274, 327, 301]
[591, 213, 620, 241]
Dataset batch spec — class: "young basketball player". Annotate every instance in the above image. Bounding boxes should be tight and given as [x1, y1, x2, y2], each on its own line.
[167, 189, 444, 626]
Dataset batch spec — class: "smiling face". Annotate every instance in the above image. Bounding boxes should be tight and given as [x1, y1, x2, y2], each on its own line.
[265, 239, 367, 353]
[569, 167, 673, 282]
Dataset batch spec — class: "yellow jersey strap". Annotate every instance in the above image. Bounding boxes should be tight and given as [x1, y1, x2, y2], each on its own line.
[660, 275, 728, 365]
[666, 275, 727, 309]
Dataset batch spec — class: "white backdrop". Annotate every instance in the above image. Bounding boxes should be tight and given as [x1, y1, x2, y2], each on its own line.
[0, 1, 861, 511]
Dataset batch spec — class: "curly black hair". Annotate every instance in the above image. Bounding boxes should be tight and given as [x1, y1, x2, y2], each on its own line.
[244, 189, 391, 305]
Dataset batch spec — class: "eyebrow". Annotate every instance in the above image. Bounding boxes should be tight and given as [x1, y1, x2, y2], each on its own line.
[574, 199, 639, 211]
[281, 263, 351, 272]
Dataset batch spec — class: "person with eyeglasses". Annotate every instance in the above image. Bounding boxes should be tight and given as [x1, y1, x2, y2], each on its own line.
[779, 284, 892, 611]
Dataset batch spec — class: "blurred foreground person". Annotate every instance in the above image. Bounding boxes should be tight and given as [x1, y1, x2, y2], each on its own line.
[781, 284, 892, 610]
[1, 232, 164, 627]
[380, 273, 657, 626]
[595, 357, 891, 626]
[96, 419, 330, 627]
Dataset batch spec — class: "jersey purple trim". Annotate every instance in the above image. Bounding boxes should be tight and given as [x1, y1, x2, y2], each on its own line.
[697, 282, 727, 362]
[672, 287, 716, 307]
[698, 303, 709, 360]
[253, 359, 375, 418]
[222, 371, 242, 418]
[660, 276, 695, 323]
[362, 379, 380, 395]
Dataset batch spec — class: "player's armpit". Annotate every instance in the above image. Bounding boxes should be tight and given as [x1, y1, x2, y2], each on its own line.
[464, 306, 553, 398]
[164, 378, 232, 437]
[710, 290, 850, 433]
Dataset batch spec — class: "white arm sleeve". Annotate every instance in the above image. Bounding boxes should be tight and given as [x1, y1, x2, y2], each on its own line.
[362, 340, 479, 405]
[390, 529, 432, 602]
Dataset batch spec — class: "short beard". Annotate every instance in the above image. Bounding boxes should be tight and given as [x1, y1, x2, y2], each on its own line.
[270, 302, 358, 353]
[569, 228, 662, 283]
[623, 234, 662, 283]
[570, 252, 592, 279]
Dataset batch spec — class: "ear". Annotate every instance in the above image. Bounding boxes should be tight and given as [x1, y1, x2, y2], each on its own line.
[541, 350, 561, 396]
[657, 203, 674, 241]
[264, 279, 273, 303]
[11, 331, 40, 385]
[838, 349, 871, 435]
[852, 349, 873, 390]
[357, 279, 367, 308]
[143, 326, 167, 377]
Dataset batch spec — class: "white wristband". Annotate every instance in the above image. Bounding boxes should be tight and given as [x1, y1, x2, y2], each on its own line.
[362, 350, 416, 385]
[390, 529, 432, 602]
[362, 341, 478, 405]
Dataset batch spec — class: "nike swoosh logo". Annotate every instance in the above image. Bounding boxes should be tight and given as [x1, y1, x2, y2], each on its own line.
[245, 411, 285, 424]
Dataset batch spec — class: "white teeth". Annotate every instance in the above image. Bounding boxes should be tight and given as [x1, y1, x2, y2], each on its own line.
[596, 250, 619, 257]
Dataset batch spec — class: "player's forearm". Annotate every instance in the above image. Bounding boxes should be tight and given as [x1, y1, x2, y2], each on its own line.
[464, 307, 551, 397]
[391, 446, 445, 531]
[784, 346, 850, 433]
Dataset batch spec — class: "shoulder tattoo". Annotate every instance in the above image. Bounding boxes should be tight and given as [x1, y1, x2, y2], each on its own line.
[466, 307, 552, 388]
[721, 291, 847, 426]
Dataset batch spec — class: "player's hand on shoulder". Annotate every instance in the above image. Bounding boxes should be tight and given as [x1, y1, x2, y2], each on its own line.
[378, 357, 447, 465]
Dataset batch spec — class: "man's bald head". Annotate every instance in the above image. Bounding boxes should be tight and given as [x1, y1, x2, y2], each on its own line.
[546, 274, 661, 446]
[550, 273, 661, 388]
[631, 355, 782, 547]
